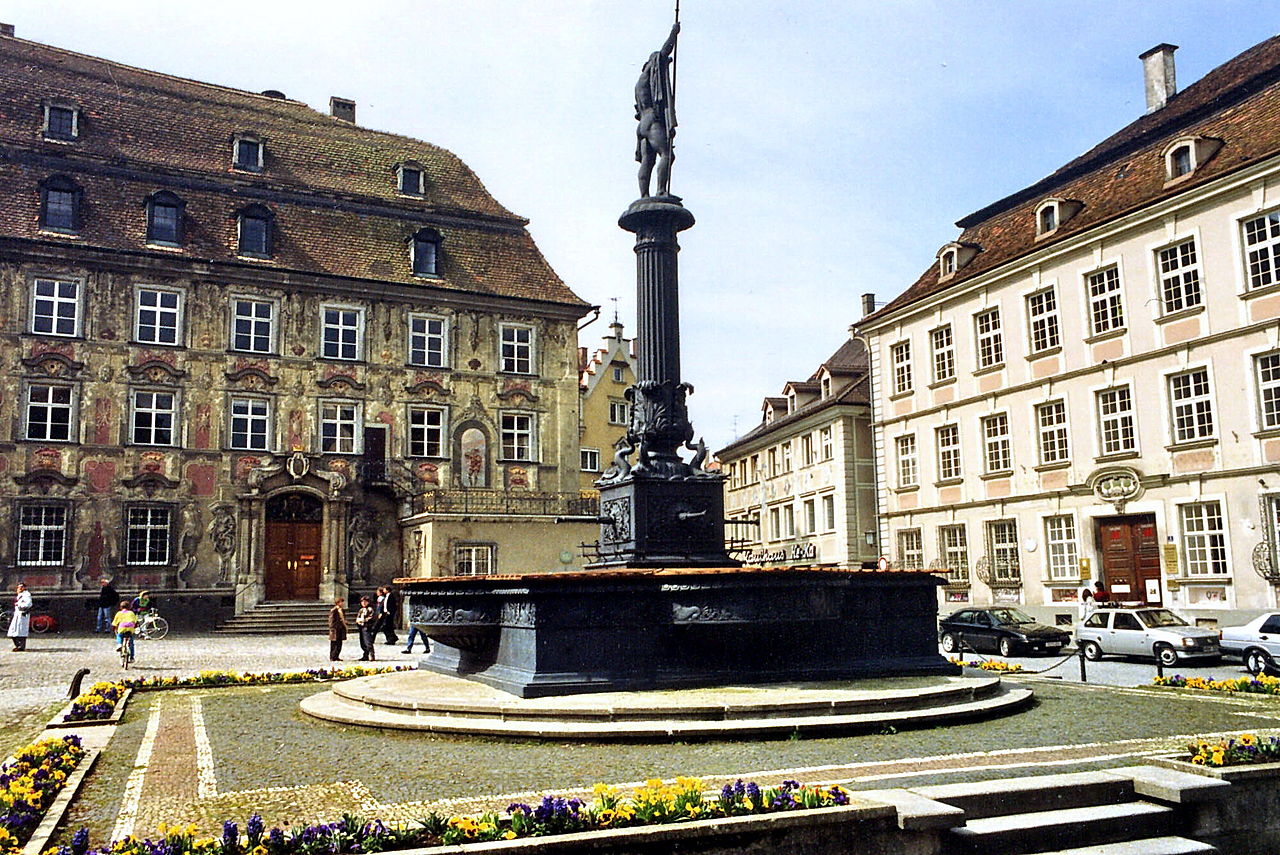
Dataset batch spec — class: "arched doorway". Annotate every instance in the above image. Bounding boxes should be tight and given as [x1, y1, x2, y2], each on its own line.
[264, 492, 324, 600]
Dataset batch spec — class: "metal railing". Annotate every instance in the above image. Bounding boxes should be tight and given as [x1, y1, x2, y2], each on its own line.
[412, 489, 598, 517]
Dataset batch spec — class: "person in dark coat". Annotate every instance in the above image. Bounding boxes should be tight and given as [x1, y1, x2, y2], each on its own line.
[96, 578, 119, 633]
[355, 595, 376, 661]
[377, 585, 399, 645]
[328, 597, 348, 662]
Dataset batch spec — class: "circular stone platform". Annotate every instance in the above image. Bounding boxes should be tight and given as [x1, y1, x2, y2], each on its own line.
[299, 669, 1033, 741]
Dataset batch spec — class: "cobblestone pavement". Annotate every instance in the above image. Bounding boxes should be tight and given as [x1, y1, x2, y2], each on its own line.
[48, 672, 1280, 846]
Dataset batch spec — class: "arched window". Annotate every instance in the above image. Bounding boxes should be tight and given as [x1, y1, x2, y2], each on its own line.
[145, 191, 185, 246]
[236, 204, 274, 258]
[39, 175, 82, 234]
[412, 228, 441, 276]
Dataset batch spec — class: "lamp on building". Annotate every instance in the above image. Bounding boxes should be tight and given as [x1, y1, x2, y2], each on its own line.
[864, 531, 876, 547]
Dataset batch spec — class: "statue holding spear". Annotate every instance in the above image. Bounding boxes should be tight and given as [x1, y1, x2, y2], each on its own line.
[634, 9, 680, 198]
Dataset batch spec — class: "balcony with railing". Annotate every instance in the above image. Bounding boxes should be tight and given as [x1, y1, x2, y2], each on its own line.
[410, 489, 598, 518]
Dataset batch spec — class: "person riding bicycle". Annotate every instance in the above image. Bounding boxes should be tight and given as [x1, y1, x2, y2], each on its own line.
[112, 599, 137, 663]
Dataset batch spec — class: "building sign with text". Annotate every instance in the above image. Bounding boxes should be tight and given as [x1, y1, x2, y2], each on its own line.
[743, 542, 819, 565]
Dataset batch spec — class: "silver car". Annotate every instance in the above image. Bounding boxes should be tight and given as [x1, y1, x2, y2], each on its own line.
[1076, 607, 1220, 667]
[1219, 612, 1280, 675]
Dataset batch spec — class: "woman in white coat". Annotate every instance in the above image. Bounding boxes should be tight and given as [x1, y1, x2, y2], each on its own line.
[8, 582, 31, 651]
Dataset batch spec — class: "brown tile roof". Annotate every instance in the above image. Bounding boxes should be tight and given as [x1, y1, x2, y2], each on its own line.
[866, 34, 1280, 324]
[814, 336, 868, 377]
[0, 34, 590, 311]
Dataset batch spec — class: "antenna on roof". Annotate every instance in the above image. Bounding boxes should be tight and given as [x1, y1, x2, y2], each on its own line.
[610, 296, 620, 325]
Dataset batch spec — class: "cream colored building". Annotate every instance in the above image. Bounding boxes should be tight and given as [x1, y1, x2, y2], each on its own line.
[858, 38, 1280, 625]
[577, 321, 637, 493]
[718, 335, 878, 567]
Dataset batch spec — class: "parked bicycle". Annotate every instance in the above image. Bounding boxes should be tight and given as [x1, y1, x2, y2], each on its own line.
[0, 607, 56, 633]
[135, 611, 169, 640]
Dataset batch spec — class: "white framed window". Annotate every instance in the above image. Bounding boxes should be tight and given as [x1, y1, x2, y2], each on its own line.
[397, 163, 425, 196]
[608, 400, 629, 425]
[819, 426, 833, 460]
[1180, 501, 1228, 576]
[974, 307, 1004, 369]
[1168, 143, 1193, 178]
[500, 324, 535, 374]
[229, 396, 271, 451]
[131, 390, 177, 446]
[897, 529, 923, 570]
[803, 498, 816, 535]
[982, 413, 1012, 473]
[1037, 202, 1057, 235]
[581, 447, 601, 473]
[1157, 239, 1202, 313]
[939, 524, 969, 581]
[1025, 288, 1061, 353]
[768, 447, 779, 477]
[321, 306, 363, 361]
[233, 134, 264, 171]
[454, 543, 494, 576]
[891, 340, 913, 394]
[781, 441, 793, 473]
[936, 424, 961, 481]
[135, 287, 183, 346]
[1267, 497, 1280, 571]
[1044, 515, 1079, 581]
[17, 504, 68, 565]
[930, 325, 955, 383]
[939, 249, 957, 277]
[1096, 386, 1137, 455]
[231, 298, 275, 353]
[319, 400, 361, 454]
[782, 504, 795, 538]
[500, 411, 535, 461]
[1243, 211, 1280, 291]
[749, 454, 760, 483]
[43, 103, 79, 141]
[408, 314, 447, 368]
[1086, 266, 1125, 335]
[1256, 352, 1280, 431]
[821, 494, 836, 531]
[1168, 367, 1214, 443]
[25, 383, 74, 442]
[1036, 400, 1070, 464]
[407, 405, 446, 457]
[801, 434, 814, 466]
[895, 434, 918, 488]
[987, 519, 1020, 582]
[768, 507, 781, 541]
[125, 506, 171, 565]
[31, 278, 81, 337]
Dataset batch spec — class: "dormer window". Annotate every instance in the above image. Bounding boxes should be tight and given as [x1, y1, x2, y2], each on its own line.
[1039, 206, 1056, 234]
[397, 163, 425, 196]
[940, 250, 956, 276]
[936, 242, 979, 282]
[1034, 197, 1083, 238]
[233, 134, 264, 171]
[236, 204, 274, 258]
[145, 191, 185, 246]
[39, 175, 82, 234]
[1162, 135, 1222, 183]
[820, 376, 832, 399]
[787, 391, 796, 413]
[411, 228, 441, 276]
[43, 104, 79, 141]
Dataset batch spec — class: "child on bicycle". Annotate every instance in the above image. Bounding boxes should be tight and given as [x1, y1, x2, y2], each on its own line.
[112, 599, 137, 663]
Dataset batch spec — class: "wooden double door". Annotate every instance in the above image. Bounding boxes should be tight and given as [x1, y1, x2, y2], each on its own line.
[1096, 514, 1162, 605]
[264, 493, 323, 601]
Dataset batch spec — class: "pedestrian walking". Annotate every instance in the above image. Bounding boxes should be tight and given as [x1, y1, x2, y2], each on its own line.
[355, 595, 376, 661]
[401, 599, 429, 654]
[377, 585, 399, 645]
[1093, 580, 1109, 604]
[328, 597, 348, 662]
[96, 578, 119, 633]
[112, 599, 137, 663]
[8, 582, 32, 651]
[1078, 581, 1095, 622]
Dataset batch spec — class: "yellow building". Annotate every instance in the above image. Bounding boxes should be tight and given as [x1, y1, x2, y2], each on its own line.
[577, 322, 637, 493]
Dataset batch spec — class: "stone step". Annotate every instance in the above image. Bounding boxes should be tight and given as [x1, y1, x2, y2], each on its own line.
[299, 681, 1034, 741]
[915, 771, 1135, 819]
[1036, 837, 1217, 855]
[948, 802, 1176, 855]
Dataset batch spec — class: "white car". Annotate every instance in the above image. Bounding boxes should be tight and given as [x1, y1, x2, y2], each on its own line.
[1219, 612, 1280, 676]
[1075, 606, 1220, 667]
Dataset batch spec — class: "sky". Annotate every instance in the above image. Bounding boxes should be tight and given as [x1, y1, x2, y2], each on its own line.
[9, 2, 1280, 450]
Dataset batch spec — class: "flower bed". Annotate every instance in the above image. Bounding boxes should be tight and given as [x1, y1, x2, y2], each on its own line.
[62, 683, 126, 723]
[0, 735, 85, 855]
[1184, 734, 1280, 768]
[1153, 673, 1280, 695]
[948, 657, 1023, 673]
[53, 778, 852, 854]
[120, 665, 409, 691]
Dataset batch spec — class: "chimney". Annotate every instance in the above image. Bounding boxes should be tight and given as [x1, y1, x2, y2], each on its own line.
[330, 97, 356, 124]
[1141, 43, 1178, 114]
[860, 293, 877, 317]
[0, 23, 15, 37]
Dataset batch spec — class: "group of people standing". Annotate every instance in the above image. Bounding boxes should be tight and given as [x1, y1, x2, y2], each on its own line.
[328, 586, 414, 662]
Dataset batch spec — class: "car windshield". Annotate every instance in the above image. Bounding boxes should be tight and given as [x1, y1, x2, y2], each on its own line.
[989, 608, 1035, 626]
[1138, 609, 1188, 628]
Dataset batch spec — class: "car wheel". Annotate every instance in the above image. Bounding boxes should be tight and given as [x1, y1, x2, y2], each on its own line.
[998, 637, 1014, 658]
[941, 633, 959, 654]
[1082, 641, 1103, 661]
[1246, 648, 1274, 676]
[1155, 645, 1179, 668]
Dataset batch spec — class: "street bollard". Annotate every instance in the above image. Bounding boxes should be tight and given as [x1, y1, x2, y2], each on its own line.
[1078, 646, 1087, 683]
[1156, 658, 1164, 680]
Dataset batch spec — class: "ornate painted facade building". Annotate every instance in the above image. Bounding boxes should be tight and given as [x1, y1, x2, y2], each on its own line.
[858, 37, 1280, 625]
[0, 27, 593, 624]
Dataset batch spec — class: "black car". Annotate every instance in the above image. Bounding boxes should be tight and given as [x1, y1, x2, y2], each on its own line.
[939, 606, 1071, 657]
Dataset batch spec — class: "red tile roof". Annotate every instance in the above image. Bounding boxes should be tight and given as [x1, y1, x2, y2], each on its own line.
[865, 33, 1280, 324]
